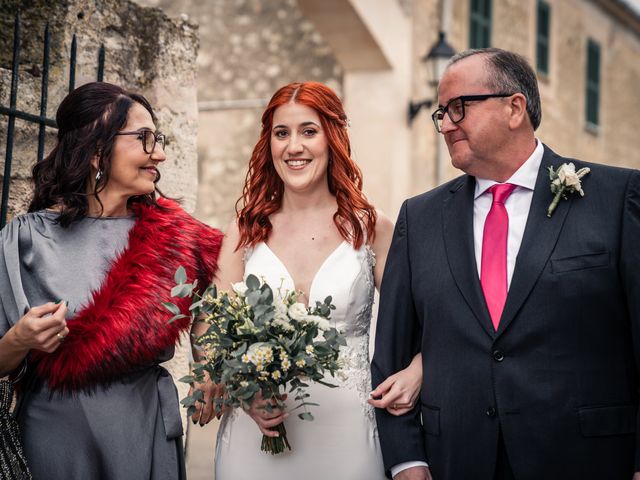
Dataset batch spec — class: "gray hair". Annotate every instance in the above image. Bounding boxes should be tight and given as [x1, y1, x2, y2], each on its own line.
[448, 48, 541, 130]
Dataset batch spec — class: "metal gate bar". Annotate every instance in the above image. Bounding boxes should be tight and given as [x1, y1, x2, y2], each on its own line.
[0, 13, 105, 228]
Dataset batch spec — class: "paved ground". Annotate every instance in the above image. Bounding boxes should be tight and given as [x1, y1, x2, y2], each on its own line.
[185, 420, 218, 480]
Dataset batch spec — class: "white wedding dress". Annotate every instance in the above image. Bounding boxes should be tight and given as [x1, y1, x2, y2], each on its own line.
[215, 240, 386, 480]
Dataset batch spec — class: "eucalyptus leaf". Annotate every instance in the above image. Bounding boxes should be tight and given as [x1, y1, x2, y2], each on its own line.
[162, 301, 180, 315]
[246, 290, 261, 307]
[174, 266, 187, 284]
[245, 274, 260, 290]
[168, 314, 187, 324]
[171, 283, 194, 298]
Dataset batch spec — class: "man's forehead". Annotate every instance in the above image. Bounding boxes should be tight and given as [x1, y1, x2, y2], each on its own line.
[438, 58, 488, 100]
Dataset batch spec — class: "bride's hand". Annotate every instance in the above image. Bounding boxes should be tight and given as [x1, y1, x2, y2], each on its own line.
[244, 391, 289, 437]
[368, 353, 422, 416]
[190, 370, 225, 426]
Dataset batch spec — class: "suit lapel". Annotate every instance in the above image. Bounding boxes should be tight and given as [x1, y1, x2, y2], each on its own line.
[496, 147, 571, 336]
[443, 175, 495, 338]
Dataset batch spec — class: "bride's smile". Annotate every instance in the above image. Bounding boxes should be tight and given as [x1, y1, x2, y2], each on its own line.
[271, 101, 329, 193]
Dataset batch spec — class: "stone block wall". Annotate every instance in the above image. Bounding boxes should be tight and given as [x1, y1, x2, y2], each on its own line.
[136, 0, 343, 229]
[0, 0, 200, 430]
[0, 0, 199, 218]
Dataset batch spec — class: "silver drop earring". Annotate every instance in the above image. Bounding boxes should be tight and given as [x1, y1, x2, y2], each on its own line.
[95, 170, 103, 182]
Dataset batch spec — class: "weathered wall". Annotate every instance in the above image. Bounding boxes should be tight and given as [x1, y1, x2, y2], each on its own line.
[0, 0, 199, 218]
[136, 0, 343, 229]
[416, 0, 640, 184]
[0, 0, 199, 429]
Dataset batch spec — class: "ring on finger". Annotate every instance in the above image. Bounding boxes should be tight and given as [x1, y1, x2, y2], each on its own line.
[56, 332, 66, 342]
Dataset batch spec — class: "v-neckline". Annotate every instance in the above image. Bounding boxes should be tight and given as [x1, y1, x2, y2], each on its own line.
[260, 240, 348, 306]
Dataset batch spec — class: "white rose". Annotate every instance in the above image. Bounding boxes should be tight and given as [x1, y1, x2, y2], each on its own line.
[558, 163, 580, 187]
[288, 302, 309, 321]
[232, 282, 248, 297]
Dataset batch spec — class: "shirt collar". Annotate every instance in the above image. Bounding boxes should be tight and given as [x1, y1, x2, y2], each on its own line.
[474, 139, 544, 199]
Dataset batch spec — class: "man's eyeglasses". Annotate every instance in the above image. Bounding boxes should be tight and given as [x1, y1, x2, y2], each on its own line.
[431, 93, 514, 133]
[115, 129, 166, 154]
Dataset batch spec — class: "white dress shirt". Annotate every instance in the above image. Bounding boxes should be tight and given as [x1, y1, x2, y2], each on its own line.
[473, 140, 543, 285]
[390, 140, 543, 479]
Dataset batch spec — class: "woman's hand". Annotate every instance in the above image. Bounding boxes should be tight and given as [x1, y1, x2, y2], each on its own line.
[368, 353, 422, 416]
[189, 369, 225, 426]
[244, 391, 289, 437]
[0, 301, 69, 377]
[13, 302, 69, 353]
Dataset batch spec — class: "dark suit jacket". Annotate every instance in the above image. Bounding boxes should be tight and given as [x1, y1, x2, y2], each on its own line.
[372, 145, 640, 480]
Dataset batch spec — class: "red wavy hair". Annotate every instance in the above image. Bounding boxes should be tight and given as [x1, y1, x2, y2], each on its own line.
[236, 82, 377, 250]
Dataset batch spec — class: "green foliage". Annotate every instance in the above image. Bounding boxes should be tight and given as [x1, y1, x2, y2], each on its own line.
[164, 268, 347, 454]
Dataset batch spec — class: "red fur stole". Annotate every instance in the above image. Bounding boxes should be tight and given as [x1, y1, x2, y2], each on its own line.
[32, 198, 222, 392]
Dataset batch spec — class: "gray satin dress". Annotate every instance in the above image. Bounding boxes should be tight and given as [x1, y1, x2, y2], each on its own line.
[0, 211, 186, 480]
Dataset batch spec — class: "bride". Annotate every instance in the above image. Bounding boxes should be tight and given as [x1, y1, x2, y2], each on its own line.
[197, 82, 421, 479]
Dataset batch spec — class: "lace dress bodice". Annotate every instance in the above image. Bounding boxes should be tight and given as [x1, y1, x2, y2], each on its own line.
[244, 241, 377, 418]
[215, 240, 385, 480]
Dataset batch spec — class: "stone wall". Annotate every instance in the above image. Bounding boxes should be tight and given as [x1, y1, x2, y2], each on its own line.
[0, 0, 199, 217]
[0, 0, 199, 429]
[136, 0, 343, 229]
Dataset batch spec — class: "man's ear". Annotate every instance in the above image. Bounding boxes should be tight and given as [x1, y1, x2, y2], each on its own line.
[508, 93, 528, 130]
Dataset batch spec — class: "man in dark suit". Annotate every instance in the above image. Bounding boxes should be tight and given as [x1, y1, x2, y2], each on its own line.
[371, 48, 640, 480]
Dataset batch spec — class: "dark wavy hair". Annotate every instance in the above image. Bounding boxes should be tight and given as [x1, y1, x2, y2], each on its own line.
[236, 82, 377, 250]
[28, 82, 163, 226]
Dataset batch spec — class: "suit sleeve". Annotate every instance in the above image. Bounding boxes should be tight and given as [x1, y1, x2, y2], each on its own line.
[620, 169, 640, 470]
[371, 200, 426, 477]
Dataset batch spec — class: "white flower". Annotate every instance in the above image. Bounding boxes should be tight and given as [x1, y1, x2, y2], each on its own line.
[305, 345, 314, 355]
[271, 370, 282, 380]
[288, 302, 309, 321]
[307, 315, 332, 331]
[547, 163, 591, 217]
[273, 299, 289, 321]
[232, 282, 248, 297]
[281, 358, 291, 370]
[247, 342, 273, 365]
[557, 163, 582, 190]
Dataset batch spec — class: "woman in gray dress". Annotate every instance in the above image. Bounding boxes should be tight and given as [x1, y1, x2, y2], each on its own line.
[0, 82, 222, 479]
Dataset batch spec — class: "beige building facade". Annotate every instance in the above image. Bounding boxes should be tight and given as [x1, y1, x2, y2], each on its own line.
[304, 0, 640, 219]
[141, 0, 640, 225]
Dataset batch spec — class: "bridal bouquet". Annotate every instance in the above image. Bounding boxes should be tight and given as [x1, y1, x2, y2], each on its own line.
[164, 268, 346, 454]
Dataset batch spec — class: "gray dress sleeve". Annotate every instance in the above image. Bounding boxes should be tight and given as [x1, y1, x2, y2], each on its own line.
[0, 217, 30, 338]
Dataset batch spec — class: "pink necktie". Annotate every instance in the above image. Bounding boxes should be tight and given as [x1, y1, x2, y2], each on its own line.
[481, 183, 516, 331]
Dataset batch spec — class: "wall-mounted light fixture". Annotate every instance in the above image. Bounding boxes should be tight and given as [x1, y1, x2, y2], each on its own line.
[408, 31, 455, 124]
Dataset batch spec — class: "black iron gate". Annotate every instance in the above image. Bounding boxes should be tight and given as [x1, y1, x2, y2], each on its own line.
[0, 13, 105, 228]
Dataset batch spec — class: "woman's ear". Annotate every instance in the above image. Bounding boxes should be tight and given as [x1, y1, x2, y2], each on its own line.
[90, 148, 102, 171]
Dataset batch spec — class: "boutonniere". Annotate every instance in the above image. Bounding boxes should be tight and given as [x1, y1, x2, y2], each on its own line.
[547, 162, 590, 217]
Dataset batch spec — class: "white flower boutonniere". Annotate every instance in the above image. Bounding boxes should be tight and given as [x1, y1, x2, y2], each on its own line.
[547, 162, 591, 217]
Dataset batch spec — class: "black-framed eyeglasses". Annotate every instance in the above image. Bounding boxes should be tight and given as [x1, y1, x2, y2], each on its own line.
[115, 129, 166, 154]
[431, 93, 514, 133]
